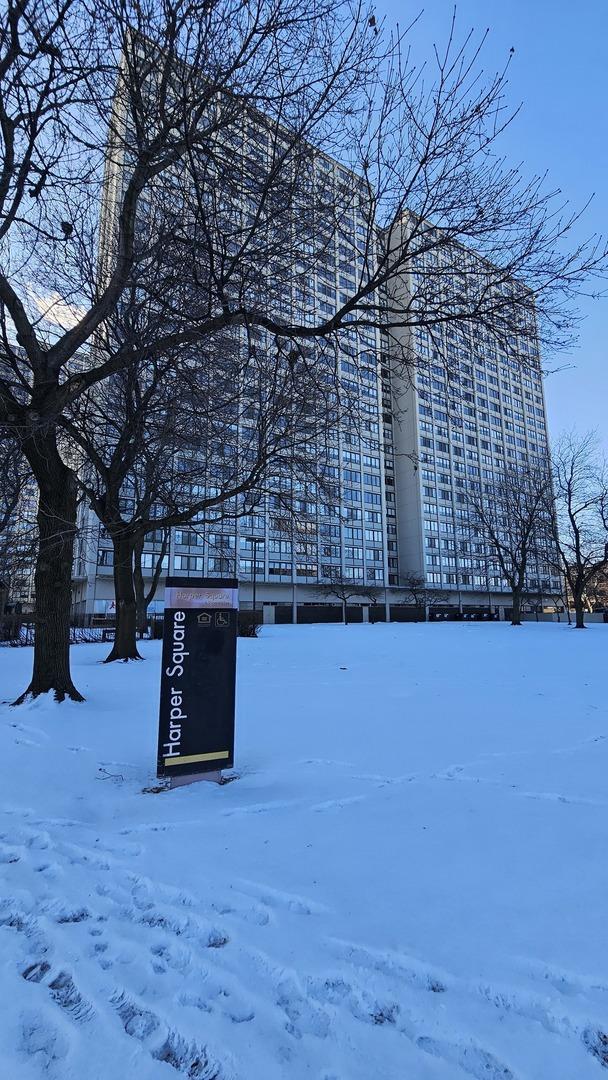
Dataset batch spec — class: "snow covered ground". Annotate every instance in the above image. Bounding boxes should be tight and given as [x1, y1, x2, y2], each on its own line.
[1, 622, 608, 1079]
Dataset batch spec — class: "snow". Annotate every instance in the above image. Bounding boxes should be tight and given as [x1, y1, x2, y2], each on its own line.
[1, 622, 608, 1079]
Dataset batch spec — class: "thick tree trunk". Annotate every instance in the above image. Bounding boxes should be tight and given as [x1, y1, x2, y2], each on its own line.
[14, 440, 82, 703]
[133, 530, 167, 638]
[573, 593, 586, 629]
[136, 598, 148, 638]
[133, 536, 148, 637]
[104, 533, 142, 661]
[510, 589, 523, 626]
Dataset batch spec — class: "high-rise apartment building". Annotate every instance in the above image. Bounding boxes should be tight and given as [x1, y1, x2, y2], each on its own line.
[72, 144, 395, 616]
[68, 118, 558, 619]
[72, 222, 560, 617]
[386, 219, 562, 609]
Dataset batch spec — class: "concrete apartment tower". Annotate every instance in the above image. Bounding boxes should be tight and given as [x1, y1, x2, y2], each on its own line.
[385, 214, 562, 611]
[65, 55, 559, 622]
[71, 192, 562, 620]
[72, 139, 395, 619]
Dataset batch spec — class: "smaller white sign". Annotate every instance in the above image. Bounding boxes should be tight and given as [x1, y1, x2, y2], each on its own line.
[164, 586, 239, 610]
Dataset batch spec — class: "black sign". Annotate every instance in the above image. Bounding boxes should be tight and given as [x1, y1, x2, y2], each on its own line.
[157, 576, 238, 779]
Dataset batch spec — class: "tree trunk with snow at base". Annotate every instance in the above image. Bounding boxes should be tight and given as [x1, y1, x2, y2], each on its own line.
[133, 530, 168, 638]
[574, 606, 586, 629]
[510, 588, 523, 626]
[573, 587, 587, 629]
[104, 532, 142, 662]
[14, 437, 83, 703]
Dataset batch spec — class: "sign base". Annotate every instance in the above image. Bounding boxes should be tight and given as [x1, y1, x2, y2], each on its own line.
[169, 769, 223, 789]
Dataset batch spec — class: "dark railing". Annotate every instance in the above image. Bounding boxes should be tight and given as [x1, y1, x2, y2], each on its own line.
[0, 610, 260, 645]
[0, 614, 111, 647]
[1, 602, 508, 645]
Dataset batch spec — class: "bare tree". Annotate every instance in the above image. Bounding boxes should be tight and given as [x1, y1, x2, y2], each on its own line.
[1, 1, 605, 701]
[69, 323, 342, 660]
[467, 463, 552, 625]
[400, 572, 450, 613]
[316, 568, 379, 624]
[0, 0, 386, 698]
[549, 432, 608, 629]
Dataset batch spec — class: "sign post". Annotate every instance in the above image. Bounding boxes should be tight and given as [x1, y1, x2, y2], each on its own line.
[157, 577, 238, 785]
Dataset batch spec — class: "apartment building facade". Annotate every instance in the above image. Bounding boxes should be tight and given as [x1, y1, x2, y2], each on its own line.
[69, 117, 559, 619]
[386, 221, 562, 610]
[72, 255, 561, 618]
[71, 142, 397, 616]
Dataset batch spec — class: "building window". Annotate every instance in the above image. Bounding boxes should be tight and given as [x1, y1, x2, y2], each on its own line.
[208, 557, 231, 574]
[174, 555, 204, 572]
[175, 530, 202, 547]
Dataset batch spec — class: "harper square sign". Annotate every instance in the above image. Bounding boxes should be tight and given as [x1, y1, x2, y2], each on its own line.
[157, 577, 238, 782]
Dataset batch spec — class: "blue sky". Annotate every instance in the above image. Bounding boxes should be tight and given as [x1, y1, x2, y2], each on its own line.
[378, 0, 607, 450]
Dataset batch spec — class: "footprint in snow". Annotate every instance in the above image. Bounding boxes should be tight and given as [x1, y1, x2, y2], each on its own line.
[112, 990, 160, 1040]
[22, 960, 51, 983]
[47, 970, 95, 1024]
[235, 879, 324, 916]
[179, 989, 255, 1025]
[277, 975, 331, 1040]
[21, 963, 94, 1025]
[307, 972, 400, 1030]
[582, 1028, 608, 1069]
[55, 907, 91, 924]
[416, 1036, 516, 1079]
[111, 991, 225, 1077]
[0, 846, 20, 864]
[19, 1009, 68, 1067]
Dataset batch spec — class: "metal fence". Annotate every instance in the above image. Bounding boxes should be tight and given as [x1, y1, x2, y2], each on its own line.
[0, 611, 259, 645]
[0, 615, 110, 647]
[6, 604, 601, 646]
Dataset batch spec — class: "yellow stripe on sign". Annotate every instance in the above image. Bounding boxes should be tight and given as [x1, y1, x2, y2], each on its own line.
[164, 751, 230, 767]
